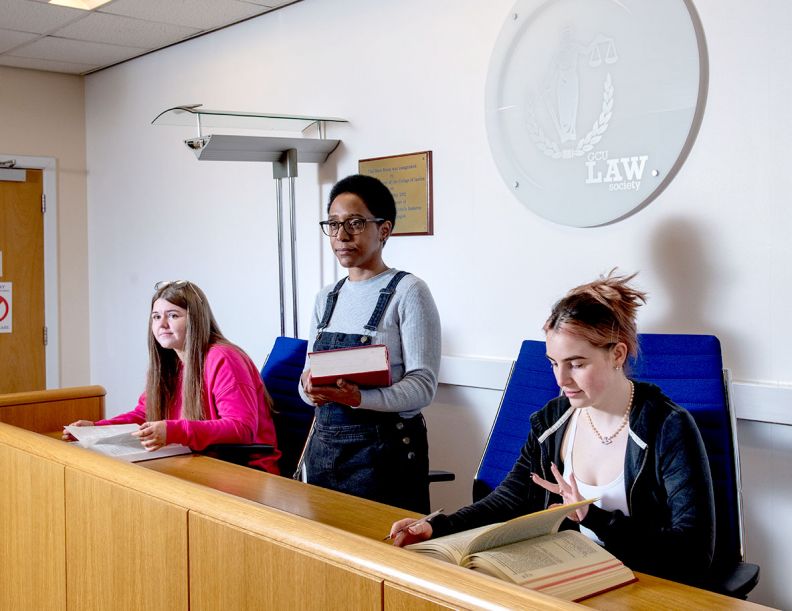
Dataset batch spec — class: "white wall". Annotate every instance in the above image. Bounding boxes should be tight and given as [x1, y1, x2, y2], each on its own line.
[84, 0, 792, 607]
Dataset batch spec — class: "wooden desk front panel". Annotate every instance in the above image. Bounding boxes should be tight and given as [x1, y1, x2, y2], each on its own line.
[384, 583, 458, 611]
[65, 469, 188, 611]
[0, 415, 772, 611]
[189, 513, 382, 610]
[0, 445, 66, 611]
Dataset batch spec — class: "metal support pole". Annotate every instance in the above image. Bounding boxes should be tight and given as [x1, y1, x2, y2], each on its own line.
[288, 174, 299, 338]
[273, 149, 299, 337]
[274, 178, 286, 337]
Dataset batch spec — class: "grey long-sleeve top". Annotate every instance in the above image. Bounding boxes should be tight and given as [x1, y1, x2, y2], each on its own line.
[299, 268, 441, 416]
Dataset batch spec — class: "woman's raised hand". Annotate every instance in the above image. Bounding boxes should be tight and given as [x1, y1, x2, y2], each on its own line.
[531, 462, 589, 522]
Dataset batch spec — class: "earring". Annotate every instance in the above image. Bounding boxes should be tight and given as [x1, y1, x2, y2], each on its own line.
[615, 365, 622, 371]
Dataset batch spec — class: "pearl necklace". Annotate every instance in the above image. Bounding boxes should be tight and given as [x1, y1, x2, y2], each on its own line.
[586, 380, 634, 445]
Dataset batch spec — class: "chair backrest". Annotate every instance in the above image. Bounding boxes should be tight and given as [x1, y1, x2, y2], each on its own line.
[260, 336, 314, 477]
[473, 340, 558, 502]
[473, 334, 744, 567]
[630, 334, 742, 568]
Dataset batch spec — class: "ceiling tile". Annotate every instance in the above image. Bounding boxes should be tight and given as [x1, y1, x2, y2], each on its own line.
[55, 12, 201, 48]
[11, 35, 145, 65]
[0, 0, 84, 34]
[99, 0, 268, 31]
[0, 54, 97, 74]
[239, 0, 294, 6]
[0, 28, 39, 54]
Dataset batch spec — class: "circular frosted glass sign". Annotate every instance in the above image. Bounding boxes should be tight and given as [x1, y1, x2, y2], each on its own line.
[485, 0, 708, 227]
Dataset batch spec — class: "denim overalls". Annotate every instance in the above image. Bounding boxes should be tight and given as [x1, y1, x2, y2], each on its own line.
[304, 271, 430, 514]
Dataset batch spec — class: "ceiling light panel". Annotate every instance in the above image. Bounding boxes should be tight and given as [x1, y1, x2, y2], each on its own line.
[49, 0, 112, 9]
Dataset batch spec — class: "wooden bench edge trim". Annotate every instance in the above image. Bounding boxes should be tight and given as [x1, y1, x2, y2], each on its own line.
[0, 386, 106, 408]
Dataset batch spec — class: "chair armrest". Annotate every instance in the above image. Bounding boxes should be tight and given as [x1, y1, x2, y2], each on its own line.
[428, 469, 455, 483]
[708, 562, 760, 599]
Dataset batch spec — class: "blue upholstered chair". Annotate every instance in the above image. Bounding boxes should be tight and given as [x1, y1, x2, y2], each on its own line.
[260, 335, 315, 478]
[203, 336, 313, 476]
[472, 334, 759, 598]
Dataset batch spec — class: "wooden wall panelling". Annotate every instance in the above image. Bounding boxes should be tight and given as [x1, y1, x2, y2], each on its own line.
[0, 444, 66, 611]
[64, 469, 188, 611]
[189, 512, 382, 611]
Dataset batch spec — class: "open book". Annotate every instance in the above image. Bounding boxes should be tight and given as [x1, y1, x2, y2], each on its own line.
[308, 344, 391, 387]
[406, 500, 636, 602]
[65, 424, 191, 463]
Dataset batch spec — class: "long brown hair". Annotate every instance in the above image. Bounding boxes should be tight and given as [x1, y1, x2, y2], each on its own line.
[145, 281, 225, 421]
[543, 270, 647, 358]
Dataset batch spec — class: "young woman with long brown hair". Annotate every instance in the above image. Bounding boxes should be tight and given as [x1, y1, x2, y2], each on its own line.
[65, 280, 280, 473]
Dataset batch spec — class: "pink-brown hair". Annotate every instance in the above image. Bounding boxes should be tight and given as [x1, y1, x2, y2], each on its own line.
[543, 270, 647, 358]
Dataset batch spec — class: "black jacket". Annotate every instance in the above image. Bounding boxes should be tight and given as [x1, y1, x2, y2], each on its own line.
[431, 381, 715, 584]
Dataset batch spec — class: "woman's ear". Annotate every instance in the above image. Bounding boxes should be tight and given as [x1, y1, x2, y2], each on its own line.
[380, 220, 393, 244]
[611, 342, 628, 368]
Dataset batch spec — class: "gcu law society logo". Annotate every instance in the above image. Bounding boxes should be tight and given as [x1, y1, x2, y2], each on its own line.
[526, 29, 615, 160]
[526, 28, 649, 193]
[485, 0, 706, 227]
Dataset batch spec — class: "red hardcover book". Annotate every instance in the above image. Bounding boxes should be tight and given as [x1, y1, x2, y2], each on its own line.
[308, 344, 391, 387]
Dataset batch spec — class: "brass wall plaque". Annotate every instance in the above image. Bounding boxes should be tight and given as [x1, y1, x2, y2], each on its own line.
[359, 151, 433, 236]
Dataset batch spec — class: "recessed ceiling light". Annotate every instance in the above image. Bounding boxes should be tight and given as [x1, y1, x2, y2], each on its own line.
[49, 0, 113, 9]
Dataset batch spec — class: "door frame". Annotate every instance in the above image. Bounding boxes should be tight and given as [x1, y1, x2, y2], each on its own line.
[0, 153, 60, 388]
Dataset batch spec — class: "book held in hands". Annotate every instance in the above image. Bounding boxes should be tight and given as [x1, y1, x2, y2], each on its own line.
[65, 424, 191, 463]
[405, 499, 636, 602]
[308, 344, 391, 387]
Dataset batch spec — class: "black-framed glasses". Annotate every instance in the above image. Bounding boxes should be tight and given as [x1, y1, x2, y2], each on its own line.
[319, 217, 385, 237]
[154, 280, 202, 303]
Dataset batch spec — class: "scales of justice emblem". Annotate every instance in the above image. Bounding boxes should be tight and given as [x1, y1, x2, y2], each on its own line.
[527, 29, 618, 160]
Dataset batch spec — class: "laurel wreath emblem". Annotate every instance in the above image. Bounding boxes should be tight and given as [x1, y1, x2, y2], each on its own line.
[526, 72, 614, 160]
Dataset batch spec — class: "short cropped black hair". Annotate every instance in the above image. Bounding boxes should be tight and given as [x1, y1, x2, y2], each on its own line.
[327, 174, 397, 228]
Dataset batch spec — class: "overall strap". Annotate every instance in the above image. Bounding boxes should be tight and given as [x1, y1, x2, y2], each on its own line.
[363, 271, 410, 332]
[316, 277, 348, 331]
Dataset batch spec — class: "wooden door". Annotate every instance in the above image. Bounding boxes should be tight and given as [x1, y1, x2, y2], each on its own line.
[0, 169, 45, 393]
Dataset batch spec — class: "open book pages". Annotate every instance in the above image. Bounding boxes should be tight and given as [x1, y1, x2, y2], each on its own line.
[464, 530, 636, 601]
[406, 498, 595, 564]
[65, 424, 191, 463]
[404, 499, 635, 601]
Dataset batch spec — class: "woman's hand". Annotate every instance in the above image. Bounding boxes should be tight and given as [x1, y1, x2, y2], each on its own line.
[62, 419, 94, 441]
[389, 517, 433, 547]
[302, 371, 361, 408]
[133, 421, 167, 451]
[301, 370, 326, 406]
[531, 462, 589, 522]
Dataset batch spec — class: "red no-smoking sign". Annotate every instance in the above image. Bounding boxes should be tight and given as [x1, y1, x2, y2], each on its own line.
[0, 295, 8, 322]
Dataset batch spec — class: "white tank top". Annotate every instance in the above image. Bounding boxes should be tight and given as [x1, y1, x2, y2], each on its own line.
[562, 409, 630, 545]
